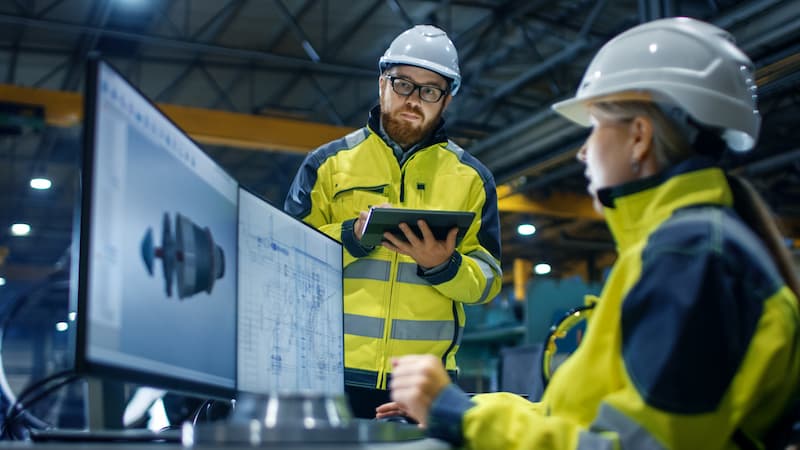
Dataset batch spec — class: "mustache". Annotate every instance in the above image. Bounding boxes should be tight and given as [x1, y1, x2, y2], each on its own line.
[400, 105, 424, 117]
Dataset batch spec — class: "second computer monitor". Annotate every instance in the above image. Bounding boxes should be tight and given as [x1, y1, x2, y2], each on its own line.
[237, 189, 344, 395]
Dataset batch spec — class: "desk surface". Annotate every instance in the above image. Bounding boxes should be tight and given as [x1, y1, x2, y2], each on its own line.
[0, 439, 449, 450]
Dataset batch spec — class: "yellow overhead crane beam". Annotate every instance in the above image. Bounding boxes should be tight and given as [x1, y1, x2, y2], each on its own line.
[0, 83, 353, 153]
[496, 184, 602, 220]
[0, 83, 599, 219]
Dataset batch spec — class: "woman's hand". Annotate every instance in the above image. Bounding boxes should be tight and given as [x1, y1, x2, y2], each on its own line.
[389, 355, 452, 427]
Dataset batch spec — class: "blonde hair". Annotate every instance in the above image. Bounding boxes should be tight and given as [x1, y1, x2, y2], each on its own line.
[591, 100, 800, 299]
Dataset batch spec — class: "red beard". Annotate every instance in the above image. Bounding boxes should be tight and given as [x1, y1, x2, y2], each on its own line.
[382, 105, 439, 149]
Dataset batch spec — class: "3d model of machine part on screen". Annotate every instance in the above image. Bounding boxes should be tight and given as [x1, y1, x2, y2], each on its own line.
[141, 212, 226, 300]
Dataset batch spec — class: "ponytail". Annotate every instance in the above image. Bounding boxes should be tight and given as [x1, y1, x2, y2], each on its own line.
[727, 174, 800, 301]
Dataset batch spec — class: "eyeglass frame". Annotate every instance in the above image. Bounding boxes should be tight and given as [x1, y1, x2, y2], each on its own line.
[382, 74, 449, 103]
[541, 301, 597, 387]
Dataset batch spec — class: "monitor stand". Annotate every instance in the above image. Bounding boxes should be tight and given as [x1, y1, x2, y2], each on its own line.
[29, 379, 179, 443]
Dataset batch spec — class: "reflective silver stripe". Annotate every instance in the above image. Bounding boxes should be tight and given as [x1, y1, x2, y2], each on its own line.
[454, 323, 464, 347]
[584, 403, 665, 450]
[343, 259, 390, 281]
[467, 249, 502, 275]
[390, 319, 461, 341]
[577, 432, 615, 450]
[344, 314, 385, 339]
[396, 262, 430, 285]
[344, 128, 368, 148]
[466, 250, 499, 303]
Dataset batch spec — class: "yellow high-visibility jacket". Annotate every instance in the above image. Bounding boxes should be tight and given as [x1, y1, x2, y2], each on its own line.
[285, 106, 502, 390]
[427, 157, 800, 449]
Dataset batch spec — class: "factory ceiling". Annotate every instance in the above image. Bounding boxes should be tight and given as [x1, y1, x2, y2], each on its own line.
[1, 0, 799, 292]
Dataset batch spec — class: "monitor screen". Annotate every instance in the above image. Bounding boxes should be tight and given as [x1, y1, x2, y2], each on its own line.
[237, 188, 344, 395]
[76, 59, 239, 398]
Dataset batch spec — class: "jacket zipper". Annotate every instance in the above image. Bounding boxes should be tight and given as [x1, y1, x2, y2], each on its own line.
[399, 170, 406, 203]
[440, 302, 460, 371]
[378, 251, 400, 389]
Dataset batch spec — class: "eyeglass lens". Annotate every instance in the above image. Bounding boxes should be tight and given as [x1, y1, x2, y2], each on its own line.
[388, 76, 445, 103]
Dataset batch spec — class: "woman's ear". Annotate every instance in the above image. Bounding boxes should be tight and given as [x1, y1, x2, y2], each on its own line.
[629, 116, 657, 174]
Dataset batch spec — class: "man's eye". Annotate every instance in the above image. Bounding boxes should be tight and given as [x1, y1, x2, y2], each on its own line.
[421, 87, 438, 96]
[396, 80, 413, 90]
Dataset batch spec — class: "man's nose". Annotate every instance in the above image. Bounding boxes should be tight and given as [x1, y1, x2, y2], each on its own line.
[405, 87, 424, 104]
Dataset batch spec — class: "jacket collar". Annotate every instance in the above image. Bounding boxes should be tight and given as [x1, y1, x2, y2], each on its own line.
[600, 156, 734, 249]
[366, 105, 449, 163]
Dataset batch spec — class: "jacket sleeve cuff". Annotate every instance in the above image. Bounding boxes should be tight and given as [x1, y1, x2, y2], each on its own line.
[426, 384, 473, 446]
[418, 251, 461, 284]
[341, 218, 374, 257]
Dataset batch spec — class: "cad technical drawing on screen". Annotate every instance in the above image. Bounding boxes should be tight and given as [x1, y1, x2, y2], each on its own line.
[237, 189, 344, 395]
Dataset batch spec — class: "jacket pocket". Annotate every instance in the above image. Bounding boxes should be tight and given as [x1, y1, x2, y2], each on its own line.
[332, 184, 390, 219]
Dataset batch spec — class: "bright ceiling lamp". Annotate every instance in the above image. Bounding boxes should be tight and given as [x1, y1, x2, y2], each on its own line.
[30, 177, 52, 190]
[534, 263, 551, 275]
[10, 223, 31, 236]
[517, 223, 536, 236]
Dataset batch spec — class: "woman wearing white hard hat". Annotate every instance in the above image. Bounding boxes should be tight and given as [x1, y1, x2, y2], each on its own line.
[388, 17, 800, 449]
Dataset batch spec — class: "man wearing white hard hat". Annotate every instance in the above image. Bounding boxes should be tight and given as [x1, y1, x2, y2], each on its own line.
[388, 17, 800, 449]
[285, 25, 502, 419]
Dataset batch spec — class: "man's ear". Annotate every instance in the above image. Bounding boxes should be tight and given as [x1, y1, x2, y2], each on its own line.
[442, 94, 453, 112]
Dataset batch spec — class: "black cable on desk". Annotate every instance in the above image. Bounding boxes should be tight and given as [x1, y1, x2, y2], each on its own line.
[1, 371, 80, 440]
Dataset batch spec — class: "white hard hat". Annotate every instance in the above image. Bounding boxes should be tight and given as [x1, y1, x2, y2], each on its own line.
[379, 25, 462, 96]
[552, 17, 760, 151]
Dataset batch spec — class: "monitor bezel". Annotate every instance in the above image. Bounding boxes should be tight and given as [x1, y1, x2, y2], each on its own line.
[75, 56, 237, 400]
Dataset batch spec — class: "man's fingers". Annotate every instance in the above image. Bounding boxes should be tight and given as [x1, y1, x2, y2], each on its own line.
[446, 227, 458, 248]
[416, 220, 436, 241]
[398, 222, 422, 246]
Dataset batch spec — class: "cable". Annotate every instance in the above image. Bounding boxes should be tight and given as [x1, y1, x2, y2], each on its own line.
[1, 371, 79, 440]
[0, 275, 70, 406]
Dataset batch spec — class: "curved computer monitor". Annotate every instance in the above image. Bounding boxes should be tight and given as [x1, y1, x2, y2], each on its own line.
[76, 58, 239, 399]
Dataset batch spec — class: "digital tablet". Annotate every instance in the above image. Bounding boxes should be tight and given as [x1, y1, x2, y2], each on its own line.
[359, 207, 475, 247]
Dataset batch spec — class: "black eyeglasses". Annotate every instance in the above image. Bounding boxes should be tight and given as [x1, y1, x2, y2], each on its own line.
[383, 75, 448, 103]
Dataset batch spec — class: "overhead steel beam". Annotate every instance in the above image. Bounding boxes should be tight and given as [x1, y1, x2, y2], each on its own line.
[496, 185, 601, 219]
[154, 0, 247, 104]
[198, 63, 238, 111]
[0, 83, 355, 153]
[385, 0, 415, 27]
[457, 0, 607, 122]
[321, 0, 383, 60]
[60, 0, 112, 91]
[712, 0, 787, 29]
[265, 0, 317, 51]
[0, 13, 376, 77]
[465, 0, 794, 191]
[0, 83, 593, 217]
[272, 0, 321, 62]
[190, 0, 245, 42]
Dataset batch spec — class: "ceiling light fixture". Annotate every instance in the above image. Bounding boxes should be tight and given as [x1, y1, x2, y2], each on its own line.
[30, 177, 52, 190]
[534, 263, 551, 275]
[517, 223, 536, 236]
[0, 277, 6, 286]
[10, 223, 31, 236]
